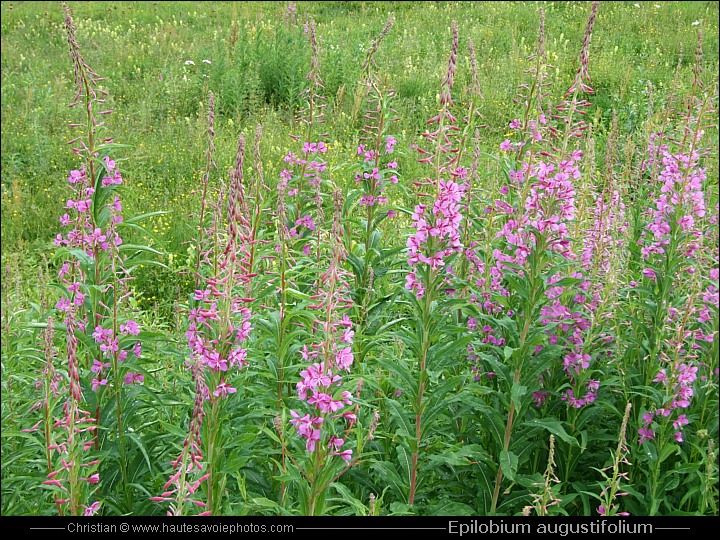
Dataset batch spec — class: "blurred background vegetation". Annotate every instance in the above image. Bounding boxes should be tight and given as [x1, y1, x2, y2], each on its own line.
[2, 1, 718, 317]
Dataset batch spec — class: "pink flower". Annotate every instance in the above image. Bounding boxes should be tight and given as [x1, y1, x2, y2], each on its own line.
[335, 347, 354, 371]
[84, 473, 100, 484]
[92, 325, 113, 344]
[120, 319, 140, 336]
[100, 338, 119, 355]
[213, 380, 237, 398]
[83, 501, 101, 516]
[228, 347, 248, 369]
[638, 427, 654, 445]
[194, 289, 211, 301]
[91, 359, 111, 373]
[68, 169, 83, 184]
[104, 156, 116, 172]
[92, 378, 108, 392]
[295, 215, 316, 231]
[204, 350, 228, 372]
[328, 436, 344, 451]
[332, 449, 353, 462]
[124, 372, 144, 385]
[341, 328, 354, 344]
[673, 414, 689, 430]
[364, 168, 380, 181]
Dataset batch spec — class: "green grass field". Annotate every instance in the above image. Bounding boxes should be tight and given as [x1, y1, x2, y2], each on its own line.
[2, 2, 717, 274]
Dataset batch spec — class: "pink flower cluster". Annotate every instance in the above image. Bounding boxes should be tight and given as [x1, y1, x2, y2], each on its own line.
[279, 141, 327, 254]
[406, 180, 466, 298]
[699, 267, 719, 325]
[290, 207, 357, 462]
[355, 137, 400, 208]
[500, 117, 547, 154]
[640, 363, 698, 444]
[640, 149, 706, 268]
[283, 140, 327, 193]
[464, 241, 508, 316]
[291, 309, 356, 461]
[536, 286, 604, 409]
[54, 160, 124, 258]
[88, 320, 142, 392]
[185, 290, 252, 399]
[499, 156, 580, 266]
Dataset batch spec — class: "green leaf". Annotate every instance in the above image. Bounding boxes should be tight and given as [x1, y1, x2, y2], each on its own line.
[120, 243, 164, 256]
[385, 398, 413, 439]
[396, 443, 412, 486]
[659, 443, 680, 464]
[428, 444, 488, 468]
[125, 432, 154, 475]
[499, 450, 518, 482]
[376, 357, 416, 396]
[370, 461, 405, 499]
[523, 418, 580, 448]
[329, 482, 368, 516]
[511, 384, 527, 414]
[427, 500, 477, 516]
[122, 211, 168, 224]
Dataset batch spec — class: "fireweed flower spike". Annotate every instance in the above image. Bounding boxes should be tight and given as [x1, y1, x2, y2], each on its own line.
[404, 21, 468, 508]
[174, 133, 254, 515]
[353, 14, 399, 330]
[637, 30, 713, 452]
[477, 3, 603, 515]
[43, 2, 142, 515]
[43, 299, 101, 516]
[157, 132, 254, 516]
[271, 17, 330, 426]
[287, 190, 370, 515]
[277, 19, 330, 269]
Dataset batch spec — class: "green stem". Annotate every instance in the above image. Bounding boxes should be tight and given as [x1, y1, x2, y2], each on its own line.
[408, 270, 434, 505]
[206, 396, 221, 515]
[490, 367, 521, 515]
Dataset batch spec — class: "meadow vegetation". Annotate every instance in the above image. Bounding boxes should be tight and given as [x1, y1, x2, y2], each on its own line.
[1, 1, 718, 516]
